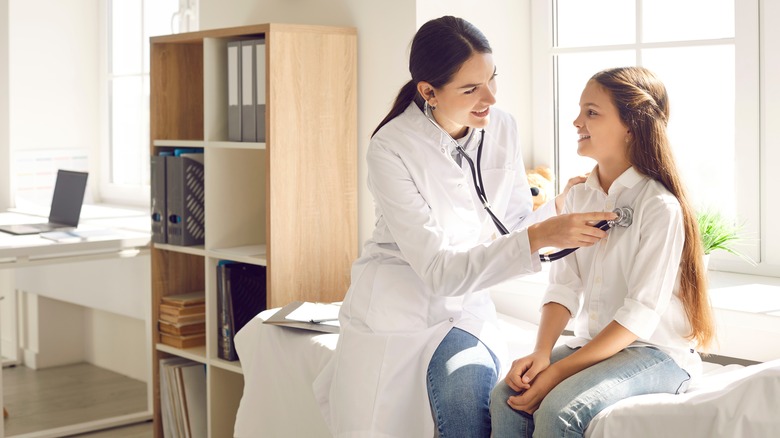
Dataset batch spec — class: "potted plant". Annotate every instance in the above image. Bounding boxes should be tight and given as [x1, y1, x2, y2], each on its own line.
[696, 209, 755, 266]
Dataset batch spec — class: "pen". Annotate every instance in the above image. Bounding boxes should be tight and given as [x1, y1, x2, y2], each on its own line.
[310, 318, 339, 324]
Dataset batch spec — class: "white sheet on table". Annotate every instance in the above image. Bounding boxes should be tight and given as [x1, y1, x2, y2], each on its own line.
[234, 309, 780, 438]
[233, 309, 337, 438]
[586, 359, 780, 437]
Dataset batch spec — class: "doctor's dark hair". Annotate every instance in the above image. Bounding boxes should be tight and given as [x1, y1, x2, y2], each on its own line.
[592, 66, 714, 350]
[372, 16, 492, 137]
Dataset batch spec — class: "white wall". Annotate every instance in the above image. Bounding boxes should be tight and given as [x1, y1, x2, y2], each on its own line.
[8, 0, 100, 205]
[199, 0, 534, 248]
[1, 0, 13, 369]
[0, 0, 9, 209]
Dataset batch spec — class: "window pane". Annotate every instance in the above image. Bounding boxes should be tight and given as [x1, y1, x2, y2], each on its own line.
[643, 45, 736, 216]
[110, 0, 142, 74]
[556, 50, 635, 181]
[111, 76, 144, 185]
[643, 0, 734, 43]
[556, 0, 635, 48]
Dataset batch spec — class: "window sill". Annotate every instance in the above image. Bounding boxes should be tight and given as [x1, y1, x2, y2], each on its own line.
[492, 266, 780, 363]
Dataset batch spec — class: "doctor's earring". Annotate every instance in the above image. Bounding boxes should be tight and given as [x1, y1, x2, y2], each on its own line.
[424, 100, 436, 112]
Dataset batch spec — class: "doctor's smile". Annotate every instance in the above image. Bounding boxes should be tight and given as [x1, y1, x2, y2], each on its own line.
[472, 107, 490, 118]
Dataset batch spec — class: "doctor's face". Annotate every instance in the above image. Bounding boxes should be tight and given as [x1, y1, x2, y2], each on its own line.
[573, 79, 630, 168]
[428, 52, 497, 139]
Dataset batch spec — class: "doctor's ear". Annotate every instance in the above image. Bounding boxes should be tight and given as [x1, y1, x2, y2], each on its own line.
[417, 82, 437, 106]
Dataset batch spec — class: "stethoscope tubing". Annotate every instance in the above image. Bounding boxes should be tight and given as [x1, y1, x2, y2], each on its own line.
[456, 140, 510, 236]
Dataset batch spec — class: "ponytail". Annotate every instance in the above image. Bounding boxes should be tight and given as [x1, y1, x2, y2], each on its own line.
[372, 80, 423, 137]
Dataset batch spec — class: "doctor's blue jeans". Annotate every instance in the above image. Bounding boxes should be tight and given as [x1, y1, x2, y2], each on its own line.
[427, 327, 499, 438]
[490, 345, 691, 438]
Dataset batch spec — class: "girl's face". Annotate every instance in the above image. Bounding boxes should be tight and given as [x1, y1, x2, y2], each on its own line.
[573, 79, 630, 168]
[426, 53, 497, 138]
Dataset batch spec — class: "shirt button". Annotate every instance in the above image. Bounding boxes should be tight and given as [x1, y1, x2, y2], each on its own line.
[441, 147, 445, 153]
[449, 317, 454, 322]
[590, 313, 597, 321]
[457, 183, 463, 188]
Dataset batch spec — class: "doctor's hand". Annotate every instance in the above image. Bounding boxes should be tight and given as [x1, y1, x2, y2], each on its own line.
[504, 351, 551, 393]
[527, 211, 617, 254]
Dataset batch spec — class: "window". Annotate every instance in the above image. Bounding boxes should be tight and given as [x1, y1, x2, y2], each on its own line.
[530, 0, 774, 276]
[100, 0, 197, 205]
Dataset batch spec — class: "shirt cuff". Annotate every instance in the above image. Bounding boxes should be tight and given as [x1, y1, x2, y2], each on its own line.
[613, 299, 662, 339]
[514, 228, 541, 274]
[541, 285, 579, 319]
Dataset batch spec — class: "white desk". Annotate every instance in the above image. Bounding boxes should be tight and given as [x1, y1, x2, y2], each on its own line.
[0, 210, 152, 438]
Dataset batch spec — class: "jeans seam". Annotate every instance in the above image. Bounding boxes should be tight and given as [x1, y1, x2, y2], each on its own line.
[427, 366, 444, 435]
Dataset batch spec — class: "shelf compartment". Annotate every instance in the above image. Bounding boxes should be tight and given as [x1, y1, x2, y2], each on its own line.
[150, 41, 204, 141]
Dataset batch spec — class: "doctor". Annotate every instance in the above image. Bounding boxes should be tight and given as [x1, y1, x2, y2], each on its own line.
[313, 16, 615, 437]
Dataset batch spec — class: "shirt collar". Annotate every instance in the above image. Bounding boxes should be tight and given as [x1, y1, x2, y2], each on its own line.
[585, 165, 644, 194]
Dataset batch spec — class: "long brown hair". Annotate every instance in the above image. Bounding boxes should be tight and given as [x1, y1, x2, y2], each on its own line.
[592, 67, 714, 350]
[372, 16, 492, 137]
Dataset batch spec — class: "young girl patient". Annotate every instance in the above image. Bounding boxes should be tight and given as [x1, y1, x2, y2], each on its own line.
[490, 66, 715, 438]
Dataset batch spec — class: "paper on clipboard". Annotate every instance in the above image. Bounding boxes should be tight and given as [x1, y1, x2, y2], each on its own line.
[263, 301, 341, 334]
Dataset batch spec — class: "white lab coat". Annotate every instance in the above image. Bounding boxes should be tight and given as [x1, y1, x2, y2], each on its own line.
[313, 103, 556, 437]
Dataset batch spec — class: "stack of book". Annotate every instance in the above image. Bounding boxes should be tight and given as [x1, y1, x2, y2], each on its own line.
[159, 291, 206, 349]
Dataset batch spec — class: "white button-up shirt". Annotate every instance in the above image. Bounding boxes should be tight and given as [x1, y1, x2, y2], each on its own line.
[543, 166, 702, 378]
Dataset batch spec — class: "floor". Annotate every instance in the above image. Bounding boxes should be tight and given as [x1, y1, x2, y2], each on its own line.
[3, 362, 150, 437]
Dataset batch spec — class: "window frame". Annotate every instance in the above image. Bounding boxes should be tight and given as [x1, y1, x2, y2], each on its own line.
[98, 0, 198, 207]
[98, 0, 149, 207]
[529, 0, 778, 277]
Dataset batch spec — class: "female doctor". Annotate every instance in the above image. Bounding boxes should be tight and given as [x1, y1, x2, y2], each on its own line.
[313, 16, 615, 437]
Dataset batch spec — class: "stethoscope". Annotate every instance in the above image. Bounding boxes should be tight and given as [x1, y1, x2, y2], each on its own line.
[422, 102, 634, 262]
[424, 101, 509, 235]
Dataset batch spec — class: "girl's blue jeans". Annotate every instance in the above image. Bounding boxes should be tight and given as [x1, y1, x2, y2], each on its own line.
[490, 345, 691, 438]
[427, 327, 499, 438]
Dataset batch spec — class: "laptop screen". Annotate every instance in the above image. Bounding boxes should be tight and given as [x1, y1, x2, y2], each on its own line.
[48, 170, 88, 226]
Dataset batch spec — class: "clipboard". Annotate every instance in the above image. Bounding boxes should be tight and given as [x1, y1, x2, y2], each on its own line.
[263, 301, 340, 334]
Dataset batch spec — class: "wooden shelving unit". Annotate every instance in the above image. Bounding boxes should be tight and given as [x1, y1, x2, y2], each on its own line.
[149, 23, 357, 437]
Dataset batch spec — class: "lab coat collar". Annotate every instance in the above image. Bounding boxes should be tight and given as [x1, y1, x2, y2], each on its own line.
[403, 103, 479, 156]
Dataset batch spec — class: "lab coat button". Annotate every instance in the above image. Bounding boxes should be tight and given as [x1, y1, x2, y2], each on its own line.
[441, 147, 445, 153]
[448, 317, 454, 323]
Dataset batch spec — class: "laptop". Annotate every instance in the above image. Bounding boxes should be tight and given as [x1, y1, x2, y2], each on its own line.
[0, 169, 89, 235]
